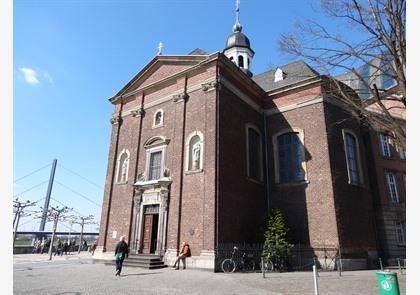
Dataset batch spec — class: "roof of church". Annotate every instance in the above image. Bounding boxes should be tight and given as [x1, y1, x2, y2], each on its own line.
[252, 60, 320, 92]
[188, 48, 208, 55]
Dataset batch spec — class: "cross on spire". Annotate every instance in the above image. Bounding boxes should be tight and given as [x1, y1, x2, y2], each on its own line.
[157, 41, 163, 55]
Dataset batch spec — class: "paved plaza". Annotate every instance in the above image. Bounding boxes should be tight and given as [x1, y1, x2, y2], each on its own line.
[14, 253, 406, 294]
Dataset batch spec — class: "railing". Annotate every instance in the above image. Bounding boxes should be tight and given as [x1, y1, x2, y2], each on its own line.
[215, 243, 341, 273]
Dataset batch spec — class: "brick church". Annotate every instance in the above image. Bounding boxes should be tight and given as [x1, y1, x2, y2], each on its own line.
[95, 4, 405, 270]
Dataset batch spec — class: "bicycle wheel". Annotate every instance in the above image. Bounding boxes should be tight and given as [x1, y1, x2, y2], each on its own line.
[261, 260, 274, 272]
[221, 259, 236, 273]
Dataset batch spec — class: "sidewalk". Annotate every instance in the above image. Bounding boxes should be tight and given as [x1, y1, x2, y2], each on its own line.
[13, 251, 94, 264]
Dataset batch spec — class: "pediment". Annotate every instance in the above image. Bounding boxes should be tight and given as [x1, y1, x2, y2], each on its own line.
[114, 56, 208, 99]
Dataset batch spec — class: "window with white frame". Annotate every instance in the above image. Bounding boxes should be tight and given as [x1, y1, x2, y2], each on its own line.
[148, 151, 162, 180]
[153, 110, 164, 127]
[343, 130, 363, 184]
[185, 131, 204, 172]
[246, 126, 263, 181]
[379, 133, 391, 157]
[386, 172, 400, 203]
[273, 129, 306, 184]
[144, 136, 168, 181]
[116, 150, 130, 183]
[395, 220, 406, 246]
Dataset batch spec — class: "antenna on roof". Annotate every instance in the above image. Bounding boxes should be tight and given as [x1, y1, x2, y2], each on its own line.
[157, 41, 163, 55]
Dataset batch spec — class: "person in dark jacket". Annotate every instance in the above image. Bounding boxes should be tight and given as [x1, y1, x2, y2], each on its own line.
[114, 235, 129, 276]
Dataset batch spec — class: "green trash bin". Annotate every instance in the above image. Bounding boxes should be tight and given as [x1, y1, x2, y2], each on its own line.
[376, 271, 400, 295]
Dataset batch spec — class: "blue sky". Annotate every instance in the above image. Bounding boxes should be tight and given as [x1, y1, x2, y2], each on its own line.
[13, 0, 358, 233]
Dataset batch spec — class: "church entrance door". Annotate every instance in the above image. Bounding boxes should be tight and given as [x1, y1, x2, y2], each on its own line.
[141, 205, 159, 254]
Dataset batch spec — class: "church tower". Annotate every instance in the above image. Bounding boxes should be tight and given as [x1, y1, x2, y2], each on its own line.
[223, 0, 255, 77]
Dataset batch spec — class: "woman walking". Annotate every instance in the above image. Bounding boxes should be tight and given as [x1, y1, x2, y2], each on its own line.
[114, 236, 129, 276]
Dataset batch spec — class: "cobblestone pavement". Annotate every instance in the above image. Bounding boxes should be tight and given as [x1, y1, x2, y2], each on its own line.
[14, 254, 406, 295]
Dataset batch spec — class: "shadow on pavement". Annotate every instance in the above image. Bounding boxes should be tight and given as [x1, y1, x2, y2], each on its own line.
[120, 272, 163, 277]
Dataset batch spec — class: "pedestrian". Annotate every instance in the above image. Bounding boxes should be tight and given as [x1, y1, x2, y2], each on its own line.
[172, 241, 191, 270]
[54, 240, 62, 256]
[114, 236, 129, 276]
[91, 241, 97, 256]
[63, 242, 68, 255]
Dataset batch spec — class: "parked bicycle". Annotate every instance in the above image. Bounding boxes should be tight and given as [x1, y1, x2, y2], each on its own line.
[260, 249, 287, 272]
[221, 246, 256, 273]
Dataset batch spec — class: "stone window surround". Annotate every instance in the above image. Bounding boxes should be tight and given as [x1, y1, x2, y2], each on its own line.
[153, 109, 164, 128]
[185, 131, 204, 173]
[245, 123, 263, 183]
[115, 149, 130, 184]
[272, 127, 307, 185]
[144, 136, 168, 181]
[342, 129, 364, 185]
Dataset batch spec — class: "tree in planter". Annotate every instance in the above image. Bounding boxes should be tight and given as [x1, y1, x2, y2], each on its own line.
[262, 209, 293, 261]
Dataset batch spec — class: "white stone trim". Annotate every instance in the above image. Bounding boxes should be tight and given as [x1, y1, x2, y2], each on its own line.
[272, 128, 307, 184]
[245, 123, 263, 182]
[342, 129, 364, 185]
[264, 96, 323, 116]
[185, 131, 204, 172]
[115, 149, 130, 184]
[117, 77, 217, 119]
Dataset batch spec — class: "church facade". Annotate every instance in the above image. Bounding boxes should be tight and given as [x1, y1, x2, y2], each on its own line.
[95, 9, 405, 270]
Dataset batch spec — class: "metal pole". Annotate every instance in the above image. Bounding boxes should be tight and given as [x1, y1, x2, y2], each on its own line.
[397, 258, 402, 274]
[261, 257, 265, 278]
[379, 258, 383, 271]
[78, 218, 85, 254]
[40, 159, 57, 231]
[13, 210, 21, 248]
[313, 264, 319, 295]
[313, 257, 319, 277]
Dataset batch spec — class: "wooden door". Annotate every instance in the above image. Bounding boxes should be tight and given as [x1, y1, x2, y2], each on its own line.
[142, 214, 153, 254]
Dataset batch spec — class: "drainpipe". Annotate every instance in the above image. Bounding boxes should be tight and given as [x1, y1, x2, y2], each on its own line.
[128, 92, 145, 252]
[176, 75, 189, 254]
[214, 62, 220, 257]
[263, 111, 270, 214]
[102, 98, 123, 252]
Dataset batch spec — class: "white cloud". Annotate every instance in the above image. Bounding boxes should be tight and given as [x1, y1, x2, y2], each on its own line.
[19, 67, 40, 85]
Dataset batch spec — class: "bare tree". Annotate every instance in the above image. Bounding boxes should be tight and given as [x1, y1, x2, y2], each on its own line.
[278, 0, 405, 146]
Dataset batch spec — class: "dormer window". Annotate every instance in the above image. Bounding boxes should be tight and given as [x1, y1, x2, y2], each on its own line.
[274, 68, 285, 82]
[153, 109, 164, 128]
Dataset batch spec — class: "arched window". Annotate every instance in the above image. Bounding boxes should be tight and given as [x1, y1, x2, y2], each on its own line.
[343, 130, 363, 184]
[273, 129, 306, 184]
[153, 109, 164, 127]
[238, 55, 244, 68]
[185, 131, 204, 172]
[246, 125, 262, 181]
[116, 150, 130, 183]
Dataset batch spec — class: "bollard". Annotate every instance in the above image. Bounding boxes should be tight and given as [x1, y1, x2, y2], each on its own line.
[397, 258, 402, 274]
[261, 257, 265, 279]
[313, 257, 319, 277]
[313, 264, 319, 295]
[337, 256, 341, 277]
[379, 258, 383, 271]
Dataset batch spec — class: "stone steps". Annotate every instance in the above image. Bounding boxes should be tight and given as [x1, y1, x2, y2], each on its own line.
[104, 254, 167, 269]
